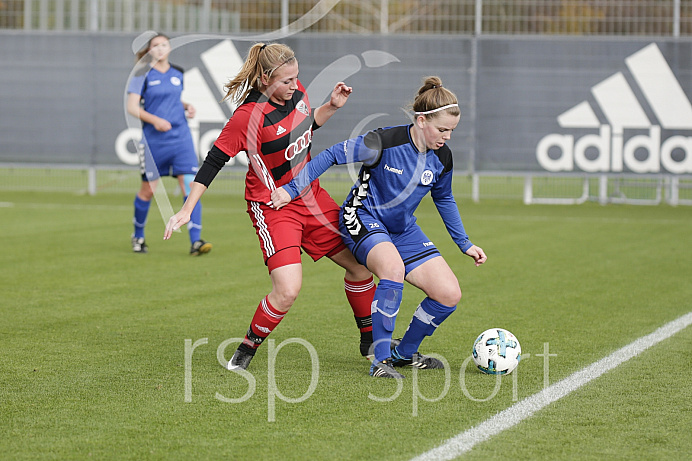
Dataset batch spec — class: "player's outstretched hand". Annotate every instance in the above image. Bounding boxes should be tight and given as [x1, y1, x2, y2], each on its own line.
[465, 245, 487, 267]
[269, 187, 291, 210]
[329, 82, 353, 109]
[164, 210, 191, 240]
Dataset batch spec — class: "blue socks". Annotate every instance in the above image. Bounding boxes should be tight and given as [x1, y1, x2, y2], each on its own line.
[182, 175, 202, 244]
[371, 279, 404, 362]
[397, 297, 456, 358]
[133, 196, 150, 239]
[185, 196, 203, 244]
[133, 194, 202, 244]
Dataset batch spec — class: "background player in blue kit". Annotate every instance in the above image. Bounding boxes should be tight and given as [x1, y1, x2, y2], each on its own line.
[270, 76, 487, 378]
[127, 33, 211, 255]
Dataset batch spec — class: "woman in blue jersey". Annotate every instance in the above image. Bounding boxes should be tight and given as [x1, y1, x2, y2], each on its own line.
[270, 76, 487, 378]
[127, 33, 211, 255]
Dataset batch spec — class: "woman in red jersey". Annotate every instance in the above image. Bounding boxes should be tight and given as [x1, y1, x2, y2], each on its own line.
[164, 43, 376, 370]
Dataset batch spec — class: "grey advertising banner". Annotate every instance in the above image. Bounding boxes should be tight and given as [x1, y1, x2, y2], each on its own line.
[0, 32, 473, 170]
[477, 37, 692, 174]
[1, 32, 691, 174]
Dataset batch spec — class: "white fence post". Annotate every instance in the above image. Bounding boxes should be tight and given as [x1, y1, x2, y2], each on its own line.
[88, 167, 97, 196]
[523, 175, 532, 205]
[598, 175, 608, 205]
[668, 176, 679, 206]
[89, 0, 99, 31]
[70, 0, 79, 30]
[23, 0, 32, 29]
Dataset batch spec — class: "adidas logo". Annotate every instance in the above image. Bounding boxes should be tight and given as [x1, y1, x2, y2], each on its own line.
[254, 324, 271, 334]
[276, 125, 287, 136]
[536, 43, 692, 174]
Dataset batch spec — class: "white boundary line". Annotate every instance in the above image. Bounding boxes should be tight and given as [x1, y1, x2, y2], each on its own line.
[412, 311, 692, 461]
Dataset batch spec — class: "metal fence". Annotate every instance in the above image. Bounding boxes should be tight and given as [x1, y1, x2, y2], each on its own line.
[2, 1, 691, 36]
[2, 164, 690, 205]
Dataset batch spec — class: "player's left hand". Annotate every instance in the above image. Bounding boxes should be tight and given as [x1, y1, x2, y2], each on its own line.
[164, 210, 191, 239]
[185, 104, 196, 119]
[268, 187, 291, 210]
[329, 82, 353, 109]
[465, 245, 487, 267]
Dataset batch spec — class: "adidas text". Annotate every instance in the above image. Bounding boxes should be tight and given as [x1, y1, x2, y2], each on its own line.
[537, 125, 692, 174]
[536, 43, 692, 174]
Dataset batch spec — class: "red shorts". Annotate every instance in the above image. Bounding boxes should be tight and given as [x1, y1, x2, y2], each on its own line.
[246, 186, 346, 272]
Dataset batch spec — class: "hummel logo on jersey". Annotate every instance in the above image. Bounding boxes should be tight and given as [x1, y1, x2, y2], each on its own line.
[384, 163, 403, 174]
[276, 125, 287, 136]
[537, 43, 692, 174]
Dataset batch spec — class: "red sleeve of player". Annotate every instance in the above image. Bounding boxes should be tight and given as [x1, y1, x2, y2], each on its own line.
[214, 106, 252, 158]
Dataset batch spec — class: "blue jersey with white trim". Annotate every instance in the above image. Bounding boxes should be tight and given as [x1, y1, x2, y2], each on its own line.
[285, 124, 473, 252]
[127, 64, 191, 146]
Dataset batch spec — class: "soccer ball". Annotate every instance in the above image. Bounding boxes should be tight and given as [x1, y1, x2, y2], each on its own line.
[472, 328, 522, 375]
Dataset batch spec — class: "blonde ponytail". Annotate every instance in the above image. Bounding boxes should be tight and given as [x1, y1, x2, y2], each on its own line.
[222, 43, 297, 103]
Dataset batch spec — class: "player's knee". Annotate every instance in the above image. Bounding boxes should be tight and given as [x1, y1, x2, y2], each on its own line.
[332, 249, 370, 281]
[436, 284, 461, 307]
[273, 285, 301, 311]
[376, 260, 405, 283]
[345, 263, 371, 282]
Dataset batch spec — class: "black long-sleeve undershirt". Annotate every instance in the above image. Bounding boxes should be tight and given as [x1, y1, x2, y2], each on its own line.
[195, 144, 230, 187]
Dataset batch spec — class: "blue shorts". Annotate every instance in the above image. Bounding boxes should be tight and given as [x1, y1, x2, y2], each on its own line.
[139, 137, 199, 182]
[339, 207, 441, 276]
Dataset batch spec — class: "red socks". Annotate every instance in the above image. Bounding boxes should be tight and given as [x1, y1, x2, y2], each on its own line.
[345, 276, 376, 333]
[241, 277, 376, 352]
[243, 296, 285, 349]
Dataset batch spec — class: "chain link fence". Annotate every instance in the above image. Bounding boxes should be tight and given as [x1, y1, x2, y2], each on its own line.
[2, 1, 691, 36]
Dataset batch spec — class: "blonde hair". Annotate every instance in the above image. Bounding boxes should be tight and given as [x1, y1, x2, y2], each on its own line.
[222, 43, 297, 104]
[134, 33, 169, 63]
[410, 76, 460, 119]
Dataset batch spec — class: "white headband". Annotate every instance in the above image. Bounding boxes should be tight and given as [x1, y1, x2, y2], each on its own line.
[414, 103, 459, 116]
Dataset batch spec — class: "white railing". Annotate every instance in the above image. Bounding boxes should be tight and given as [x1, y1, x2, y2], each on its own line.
[471, 172, 692, 206]
[1, 163, 689, 205]
[8, 1, 688, 37]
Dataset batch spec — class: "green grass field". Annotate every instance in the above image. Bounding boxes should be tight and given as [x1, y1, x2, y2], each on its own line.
[1, 185, 691, 460]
